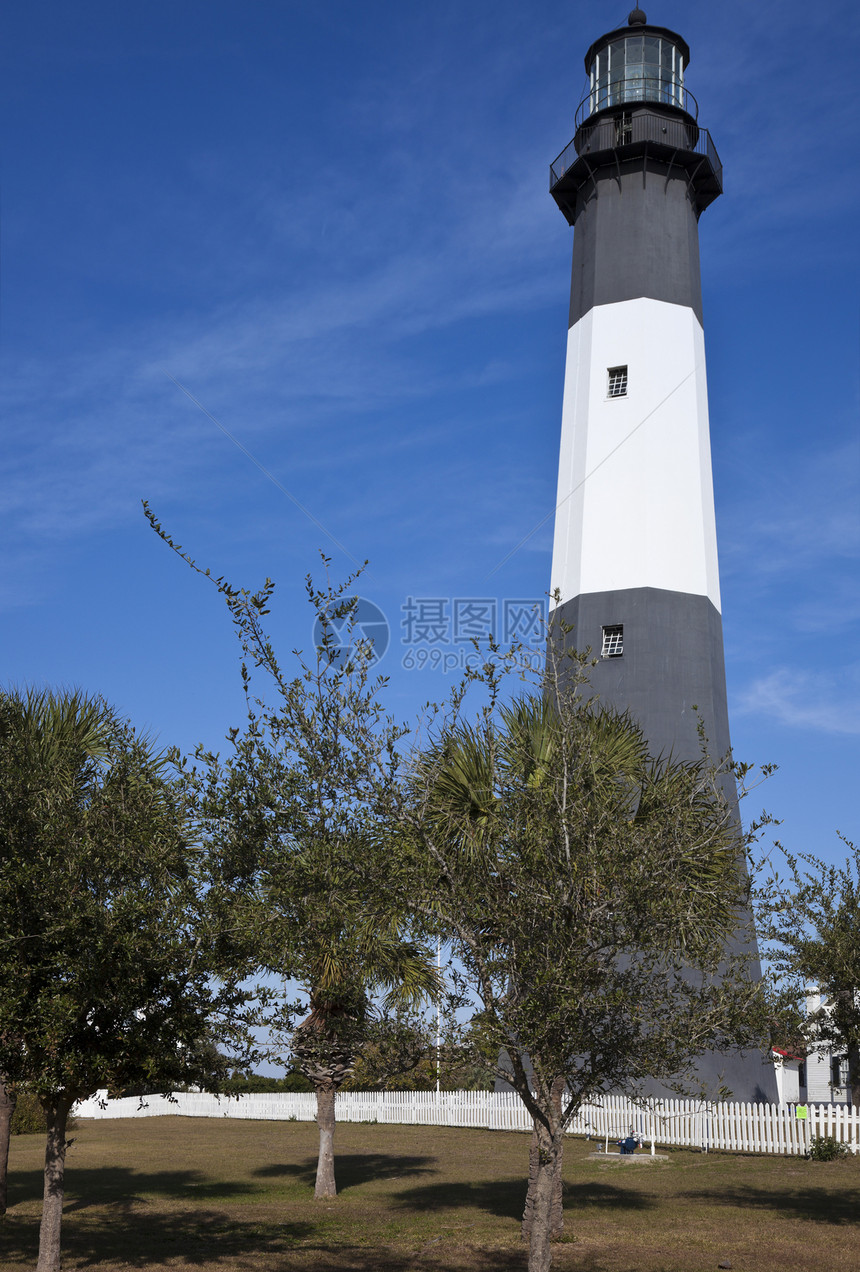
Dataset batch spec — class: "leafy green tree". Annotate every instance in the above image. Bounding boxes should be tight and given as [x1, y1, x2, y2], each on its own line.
[0, 687, 112, 1226]
[393, 662, 770, 1272]
[147, 509, 439, 1198]
[267, 913, 439, 1197]
[759, 836, 860, 1106]
[342, 1008, 497, 1092]
[340, 1008, 436, 1091]
[184, 640, 439, 1200]
[221, 1070, 313, 1094]
[0, 688, 249, 1272]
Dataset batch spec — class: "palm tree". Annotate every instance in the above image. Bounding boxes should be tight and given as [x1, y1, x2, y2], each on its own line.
[152, 548, 444, 1201]
[286, 920, 440, 1198]
[192, 709, 441, 1201]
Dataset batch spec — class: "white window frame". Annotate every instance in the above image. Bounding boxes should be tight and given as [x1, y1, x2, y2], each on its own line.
[601, 624, 624, 658]
[607, 365, 628, 398]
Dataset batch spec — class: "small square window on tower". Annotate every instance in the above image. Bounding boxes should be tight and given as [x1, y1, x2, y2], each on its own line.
[607, 366, 628, 397]
[601, 624, 623, 658]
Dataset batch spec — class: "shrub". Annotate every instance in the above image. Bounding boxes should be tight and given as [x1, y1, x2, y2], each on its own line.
[222, 1070, 313, 1094]
[10, 1093, 78, 1135]
[809, 1134, 849, 1161]
[11, 1093, 44, 1135]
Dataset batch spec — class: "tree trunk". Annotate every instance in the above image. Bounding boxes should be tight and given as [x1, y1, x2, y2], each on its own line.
[314, 1085, 337, 1199]
[522, 1077, 564, 1242]
[525, 1123, 562, 1272]
[0, 1075, 16, 1215]
[36, 1095, 72, 1272]
[522, 1130, 563, 1242]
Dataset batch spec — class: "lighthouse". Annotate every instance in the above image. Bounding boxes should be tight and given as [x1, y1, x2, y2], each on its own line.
[548, 10, 776, 1102]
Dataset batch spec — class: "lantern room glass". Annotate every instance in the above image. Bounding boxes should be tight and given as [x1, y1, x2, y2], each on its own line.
[589, 35, 685, 114]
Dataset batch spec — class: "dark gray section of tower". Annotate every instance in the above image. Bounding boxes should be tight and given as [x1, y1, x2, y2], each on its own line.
[551, 587, 775, 1102]
[553, 588, 728, 764]
[567, 156, 704, 327]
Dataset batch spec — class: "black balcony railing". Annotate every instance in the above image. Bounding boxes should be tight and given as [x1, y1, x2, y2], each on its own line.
[550, 109, 722, 193]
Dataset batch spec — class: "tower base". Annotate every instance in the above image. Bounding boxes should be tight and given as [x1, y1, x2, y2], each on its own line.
[550, 586, 779, 1106]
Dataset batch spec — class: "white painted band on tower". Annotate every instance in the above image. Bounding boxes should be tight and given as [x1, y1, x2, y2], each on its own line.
[550, 297, 721, 611]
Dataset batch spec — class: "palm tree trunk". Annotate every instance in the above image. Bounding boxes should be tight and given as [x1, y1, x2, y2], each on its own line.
[0, 1075, 16, 1215]
[314, 1085, 337, 1199]
[36, 1095, 72, 1272]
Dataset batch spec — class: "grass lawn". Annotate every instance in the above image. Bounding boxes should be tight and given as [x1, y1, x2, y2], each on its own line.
[1, 1117, 858, 1271]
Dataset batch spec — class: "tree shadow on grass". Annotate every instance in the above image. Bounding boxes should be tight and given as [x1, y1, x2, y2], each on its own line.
[254, 1152, 438, 1192]
[392, 1178, 655, 1223]
[6, 1164, 262, 1214]
[1, 1165, 314, 1269]
[2, 1209, 314, 1269]
[565, 1180, 655, 1212]
[681, 1183, 860, 1225]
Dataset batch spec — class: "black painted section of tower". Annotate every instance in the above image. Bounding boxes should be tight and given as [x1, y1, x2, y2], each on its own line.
[551, 588, 727, 764]
[550, 109, 723, 226]
[550, 588, 776, 1103]
[568, 162, 704, 327]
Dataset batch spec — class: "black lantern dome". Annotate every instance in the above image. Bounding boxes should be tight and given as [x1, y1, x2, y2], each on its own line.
[582, 14, 692, 121]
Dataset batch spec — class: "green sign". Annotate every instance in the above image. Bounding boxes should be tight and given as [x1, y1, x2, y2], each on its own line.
[795, 1106, 808, 1120]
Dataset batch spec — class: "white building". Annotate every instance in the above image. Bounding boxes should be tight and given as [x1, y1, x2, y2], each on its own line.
[804, 990, 852, 1106]
[772, 991, 853, 1106]
[771, 1048, 805, 1106]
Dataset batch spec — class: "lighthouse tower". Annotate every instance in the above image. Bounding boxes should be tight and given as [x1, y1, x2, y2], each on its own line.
[548, 10, 776, 1102]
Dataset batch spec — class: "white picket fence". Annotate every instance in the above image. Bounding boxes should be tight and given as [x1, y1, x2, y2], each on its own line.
[73, 1088, 860, 1157]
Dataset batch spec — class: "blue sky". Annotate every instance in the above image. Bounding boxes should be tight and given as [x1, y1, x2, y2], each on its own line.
[2, 0, 859, 882]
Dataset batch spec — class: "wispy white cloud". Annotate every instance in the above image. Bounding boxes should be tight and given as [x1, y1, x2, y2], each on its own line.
[789, 587, 860, 635]
[734, 666, 860, 735]
[1, 169, 557, 554]
[719, 437, 860, 584]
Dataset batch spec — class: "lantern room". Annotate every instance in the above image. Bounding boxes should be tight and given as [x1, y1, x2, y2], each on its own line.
[583, 8, 692, 120]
